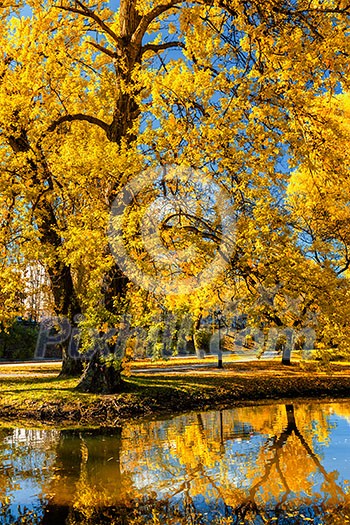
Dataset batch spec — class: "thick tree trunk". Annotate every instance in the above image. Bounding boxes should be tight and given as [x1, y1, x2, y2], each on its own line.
[41, 222, 83, 376]
[103, 262, 130, 314]
[60, 352, 84, 376]
[77, 350, 123, 393]
[67, 262, 129, 390]
[50, 263, 84, 377]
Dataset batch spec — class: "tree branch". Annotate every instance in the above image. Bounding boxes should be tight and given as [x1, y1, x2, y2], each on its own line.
[56, 1, 122, 46]
[274, 4, 350, 15]
[216, 0, 237, 18]
[59, 0, 237, 58]
[141, 40, 185, 55]
[132, 0, 182, 47]
[89, 40, 117, 59]
[47, 113, 110, 134]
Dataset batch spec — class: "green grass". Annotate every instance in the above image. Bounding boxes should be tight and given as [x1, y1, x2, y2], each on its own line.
[0, 374, 93, 403]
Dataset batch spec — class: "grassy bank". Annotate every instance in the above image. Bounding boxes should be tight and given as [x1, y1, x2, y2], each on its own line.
[1, 360, 350, 426]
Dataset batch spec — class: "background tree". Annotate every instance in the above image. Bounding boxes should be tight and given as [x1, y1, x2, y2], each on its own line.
[288, 93, 350, 356]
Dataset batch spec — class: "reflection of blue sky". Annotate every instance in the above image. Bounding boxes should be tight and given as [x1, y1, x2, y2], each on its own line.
[8, 480, 43, 516]
[0, 430, 59, 520]
[318, 414, 350, 482]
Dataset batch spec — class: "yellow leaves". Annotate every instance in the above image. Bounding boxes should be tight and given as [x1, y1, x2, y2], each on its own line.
[287, 93, 350, 303]
[0, 265, 25, 325]
[0, 7, 96, 142]
[168, 22, 177, 35]
[8, 14, 23, 32]
[150, 62, 215, 109]
[168, 114, 177, 128]
[0, 0, 348, 339]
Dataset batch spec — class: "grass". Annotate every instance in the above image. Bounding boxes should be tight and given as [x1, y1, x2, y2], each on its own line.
[1, 359, 350, 426]
[129, 353, 282, 368]
[0, 362, 61, 375]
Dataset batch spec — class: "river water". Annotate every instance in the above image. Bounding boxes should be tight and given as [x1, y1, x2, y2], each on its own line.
[1, 400, 350, 524]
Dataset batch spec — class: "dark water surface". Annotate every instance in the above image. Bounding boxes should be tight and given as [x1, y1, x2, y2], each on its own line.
[1, 401, 350, 524]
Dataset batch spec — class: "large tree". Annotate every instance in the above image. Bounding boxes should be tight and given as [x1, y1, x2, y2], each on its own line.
[0, 0, 350, 381]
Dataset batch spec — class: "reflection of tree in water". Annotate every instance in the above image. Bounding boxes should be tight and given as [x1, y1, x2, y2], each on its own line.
[231, 404, 347, 524]
[1, 404, 350, 524]
[41, 427, 125, 524]
[118, 404, 350, 525]
[0, 428, 18, 524]
[0, 428, 15, 500]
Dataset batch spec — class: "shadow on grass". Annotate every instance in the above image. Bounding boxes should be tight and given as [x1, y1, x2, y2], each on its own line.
[0, 374, 73, 384]
[0, 374, 79, 395]
[122, 374, 234, 396]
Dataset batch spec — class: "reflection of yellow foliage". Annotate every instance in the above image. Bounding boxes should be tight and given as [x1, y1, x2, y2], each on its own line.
[120, 402, 347, 511]
[329, 402, 350, 424]
[234, 404, 287, 435]
[3, 403, 348, 522]
[250, 432, 316, 504]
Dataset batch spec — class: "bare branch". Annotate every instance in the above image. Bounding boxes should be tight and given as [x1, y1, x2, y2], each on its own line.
[141, 40, 185, 55]
[216, 0, 237, 17]
[59, 0, 237, 58]
[161, 211, 223, 243]
[47, 113, 110, 134]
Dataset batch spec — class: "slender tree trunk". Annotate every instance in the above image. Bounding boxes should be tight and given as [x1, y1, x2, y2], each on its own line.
[281, 329, 294, 366]
[282, 345, 292, 366]
[192, 314, 203, 358]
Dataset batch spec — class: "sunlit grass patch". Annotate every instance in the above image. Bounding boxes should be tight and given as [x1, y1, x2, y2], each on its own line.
[0, 362, 61, 375]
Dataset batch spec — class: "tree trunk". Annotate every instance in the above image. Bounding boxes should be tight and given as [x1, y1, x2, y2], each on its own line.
[281, 330, 294, 366]
[77, 350, 123, 394]
[60, 352, 84, 376]
[103, 262, 130, 314]
[282, 347, 292, 366]
[192, 314, 204, 358]
[8, 128, 84, 376]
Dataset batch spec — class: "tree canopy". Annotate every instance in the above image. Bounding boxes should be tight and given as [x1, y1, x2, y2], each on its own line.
[1, 0, 350, 371]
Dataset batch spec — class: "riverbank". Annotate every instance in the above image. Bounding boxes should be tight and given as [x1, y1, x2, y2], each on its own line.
[1, 360, 350, 427]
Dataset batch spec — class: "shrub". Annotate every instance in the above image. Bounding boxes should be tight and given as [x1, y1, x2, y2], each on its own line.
[0, 320, 39, 361]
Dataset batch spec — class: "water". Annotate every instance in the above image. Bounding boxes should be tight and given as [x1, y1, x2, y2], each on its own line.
[1, 401, 350, 524]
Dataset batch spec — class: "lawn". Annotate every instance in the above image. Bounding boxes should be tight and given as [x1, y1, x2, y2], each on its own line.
[0, 359, 350, 427]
